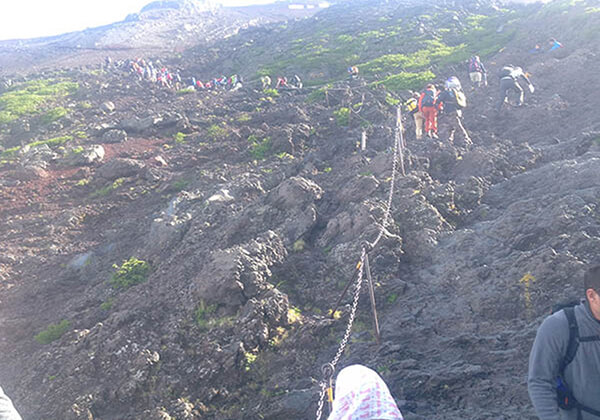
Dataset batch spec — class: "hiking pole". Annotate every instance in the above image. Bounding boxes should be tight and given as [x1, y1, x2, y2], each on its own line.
[363, 253, 381, 345]
[330, 261, 362, 318]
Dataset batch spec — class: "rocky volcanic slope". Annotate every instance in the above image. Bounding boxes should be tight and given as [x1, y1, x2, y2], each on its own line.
[1, 0, 600, 419]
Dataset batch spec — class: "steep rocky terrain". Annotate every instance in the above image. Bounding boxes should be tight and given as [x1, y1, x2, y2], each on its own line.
[1, 0, 600, 419]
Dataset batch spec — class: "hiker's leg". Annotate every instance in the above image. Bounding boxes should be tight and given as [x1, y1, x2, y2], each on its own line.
[414, 112, 424, 139]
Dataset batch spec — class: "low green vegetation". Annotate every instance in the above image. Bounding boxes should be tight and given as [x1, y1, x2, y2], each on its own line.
[109, 257, 150, 290]
[333, 107, 350, 126]
[0, 79, 78, 124]
[34, 320, 71, 345]
[206, 124, 228, 141]
[100, 297, 114, 311]
[194, 300, 235, 331]
[1, 135, 74, 160]
[173, 132, 187, 143]
[371, 70, 436, 92]
[40, 107, 68, 124]
[263, 88, 279, 97]
[248, 135, 271, 160]
[91, 177, 124, 198]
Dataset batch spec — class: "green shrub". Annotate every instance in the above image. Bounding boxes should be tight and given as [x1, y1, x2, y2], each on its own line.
[173, 132, 187, 143]
[35, 320, 71, 344]
[248, 135, 271, 160]
[206, 124, 228, 141]
[263, 88, 279, 97]
[195, 300, 217, 329]
[176, 87, 196, 95]
[100, 298, 114, 311]
[110, 257, 150, 290]
[333, 107, 350, 126]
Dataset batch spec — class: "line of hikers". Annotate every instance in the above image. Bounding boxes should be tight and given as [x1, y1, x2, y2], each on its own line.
[261, 75, 303, 90]
[403, 56, 536, 146]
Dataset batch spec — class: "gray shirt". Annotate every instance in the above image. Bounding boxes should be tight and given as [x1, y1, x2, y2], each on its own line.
[528, 301, 600, 420]
[0, 387, 21, 420]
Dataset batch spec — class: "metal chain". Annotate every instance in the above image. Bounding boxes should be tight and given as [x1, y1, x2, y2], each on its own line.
[316, 247, 367, 420]
[315, 103, 404, 420]
[371, 105, 401, 248]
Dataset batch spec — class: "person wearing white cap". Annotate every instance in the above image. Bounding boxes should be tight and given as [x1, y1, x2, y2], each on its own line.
[328, 365, 403, 420]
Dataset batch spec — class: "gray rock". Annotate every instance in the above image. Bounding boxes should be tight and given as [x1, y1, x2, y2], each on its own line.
[101, 101, 116, 113]
[102, 129, 128, 144]
[120, 115, 163, 134]
[65, 145, 105, 166]
[267, 176, 323, 210]
[95, 158, 145, 181]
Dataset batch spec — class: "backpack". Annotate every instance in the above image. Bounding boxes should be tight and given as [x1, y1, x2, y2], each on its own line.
[404, 97, 418, 114]
[552, 302, 600, 417]
[453, 89, 467, 108]
[498, 66, 515, 79]
[469, 56, 481, 72]
[421, 89, 435, 107]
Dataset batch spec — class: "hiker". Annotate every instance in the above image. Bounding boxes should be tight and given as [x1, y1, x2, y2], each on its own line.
[528, 265, 600, 420]
[467, 55, 487, 88]
[418, 84, 439, 139]
[328, 365, 403, 420]
[0, 386, 22, 420]
[529, 44, 543, 54]
[497, 65, 534, 111]
[549, 38, 563, 51]
[348, 66, 359, 80]
[291, 75, 303, 90]
[276, 76, 288, 89]
[436, 83, 471, 146]
[261, 75, 271, 89]
[404, 92, 424, 140]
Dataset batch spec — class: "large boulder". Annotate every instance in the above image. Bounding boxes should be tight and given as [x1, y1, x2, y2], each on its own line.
[95, 158, 145, 181]
[267, 176, 323, 210]
[120, 116, 163, 134]
[102, 129, 128, 144]
[64, 145, 105, 166]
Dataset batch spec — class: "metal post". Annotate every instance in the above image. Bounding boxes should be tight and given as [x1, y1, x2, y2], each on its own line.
[364, 254, 381, 345]
[361, 131, 367, 151]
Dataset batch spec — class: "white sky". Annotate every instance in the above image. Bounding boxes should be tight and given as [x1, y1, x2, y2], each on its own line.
[0, 0, 275, 41]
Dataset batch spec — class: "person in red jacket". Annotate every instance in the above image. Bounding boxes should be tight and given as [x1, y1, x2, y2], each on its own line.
[418, 84, 439, 138]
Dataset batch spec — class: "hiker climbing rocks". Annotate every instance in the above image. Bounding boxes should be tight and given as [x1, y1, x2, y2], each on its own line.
[549, 38, 563, 51]
[467, 55, 487, 88]
[436, 82, 472, 146]
[290, 75, 303, 90]
[418, 84, 439, 139]
[261, 75, 271, 89]
[528, 265, 600, 420]
[497, 65, 534, 111]
[327, 365, 403, 420]
[276, 76, 288, 89]
[348, 66, 359, 80]
[404, 92, 424, 140]
[0, 386, 22, 420]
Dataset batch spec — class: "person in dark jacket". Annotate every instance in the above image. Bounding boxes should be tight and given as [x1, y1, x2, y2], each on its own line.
[0, 386, 22, 420]
[528, 266, 600, 420]
[435, 86, 471, 146]
[497, 65, 534, 111]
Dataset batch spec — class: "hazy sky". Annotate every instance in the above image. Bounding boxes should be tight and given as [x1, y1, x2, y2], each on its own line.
[0, 0, 275, 41]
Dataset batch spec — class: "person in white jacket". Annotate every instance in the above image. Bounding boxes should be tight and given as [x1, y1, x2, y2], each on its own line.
[0, 386, 21, 420]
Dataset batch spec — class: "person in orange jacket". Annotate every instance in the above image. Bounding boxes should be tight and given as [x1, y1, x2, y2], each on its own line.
[418, 84, 439, 138]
